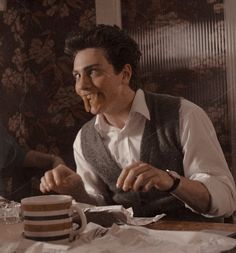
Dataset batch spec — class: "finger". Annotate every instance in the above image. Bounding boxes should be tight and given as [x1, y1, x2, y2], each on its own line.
[52, 166, 73, 186]
[40, 177, 51, 193]
[121, 163, 150, 191]
[142, 178, 157, 192]
[116, 161, 141, 189]
[132, 169, 158, 192]
[44, 170, 57, 188]
[141, 169, 167, 192]
[40, 182, 46, 193]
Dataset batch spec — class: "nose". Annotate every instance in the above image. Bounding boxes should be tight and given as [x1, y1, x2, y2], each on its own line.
[75, 74, 92, 95]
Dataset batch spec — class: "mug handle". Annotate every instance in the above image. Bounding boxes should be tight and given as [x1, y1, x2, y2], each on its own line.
[70, 204, 87, 240]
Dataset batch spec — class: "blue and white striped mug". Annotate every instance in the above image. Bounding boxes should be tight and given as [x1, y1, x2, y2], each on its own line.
[21, 195, 87, 242]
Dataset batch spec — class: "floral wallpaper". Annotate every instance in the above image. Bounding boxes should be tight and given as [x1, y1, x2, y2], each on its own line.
[0, 0, 95, 199]
[0, 0, 95, 169]
[122, 0, 224, 27]
[121, 0, 232, 167]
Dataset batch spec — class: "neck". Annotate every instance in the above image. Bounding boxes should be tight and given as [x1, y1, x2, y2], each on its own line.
[103, 88, 135, 129]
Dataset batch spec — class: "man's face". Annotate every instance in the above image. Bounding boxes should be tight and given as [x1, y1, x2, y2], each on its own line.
[73, 48, 127, 115]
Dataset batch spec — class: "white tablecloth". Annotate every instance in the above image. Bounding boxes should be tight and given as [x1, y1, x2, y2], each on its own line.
[1, 221, 236, 253]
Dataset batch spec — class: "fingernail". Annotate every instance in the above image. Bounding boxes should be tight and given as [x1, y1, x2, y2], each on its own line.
[123, 185, 130, 191]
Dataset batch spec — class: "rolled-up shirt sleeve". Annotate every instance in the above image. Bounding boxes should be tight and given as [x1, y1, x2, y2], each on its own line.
[180, 99, 236, 217]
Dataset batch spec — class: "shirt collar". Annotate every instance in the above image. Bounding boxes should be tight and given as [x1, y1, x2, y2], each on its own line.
[94, 89, 150, 133]
[130, 89, 150, 120]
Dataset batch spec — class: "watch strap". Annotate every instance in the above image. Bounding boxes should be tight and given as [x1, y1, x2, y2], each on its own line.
[164, 171, 181, 193]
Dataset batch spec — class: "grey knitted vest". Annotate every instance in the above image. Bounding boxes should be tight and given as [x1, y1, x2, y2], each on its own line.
[81, 92, 191, 218]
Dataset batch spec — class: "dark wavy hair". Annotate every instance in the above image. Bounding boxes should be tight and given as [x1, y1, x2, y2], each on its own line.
[65, 24, 142, 91]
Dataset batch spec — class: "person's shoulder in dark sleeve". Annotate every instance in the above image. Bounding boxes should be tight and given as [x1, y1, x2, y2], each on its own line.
[0, 121, 28, 170]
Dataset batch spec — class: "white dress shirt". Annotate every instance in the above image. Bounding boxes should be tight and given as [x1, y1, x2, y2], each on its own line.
[74, 89, 236, 217]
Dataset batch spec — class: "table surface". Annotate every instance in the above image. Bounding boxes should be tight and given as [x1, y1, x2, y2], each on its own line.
[147, 220, 236, 253]
[2, 220, 236, 239]
[147, 220, 236, 233]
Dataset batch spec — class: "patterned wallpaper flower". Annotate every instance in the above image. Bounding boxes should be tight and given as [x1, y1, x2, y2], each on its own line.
[122, 0, 224, 28]
[0, 0, 95, 168]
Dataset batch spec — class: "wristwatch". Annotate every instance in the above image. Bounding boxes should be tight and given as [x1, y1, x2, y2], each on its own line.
[164, 170, 181, 193]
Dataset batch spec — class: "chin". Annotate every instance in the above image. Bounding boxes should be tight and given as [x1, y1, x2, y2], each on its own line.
[90, 106, 102, 115]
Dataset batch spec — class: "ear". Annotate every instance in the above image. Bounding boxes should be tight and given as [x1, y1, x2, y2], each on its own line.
[121, 64, 132, 85]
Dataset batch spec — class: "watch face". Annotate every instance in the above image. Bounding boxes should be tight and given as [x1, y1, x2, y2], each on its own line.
[166, 170, 181, 179]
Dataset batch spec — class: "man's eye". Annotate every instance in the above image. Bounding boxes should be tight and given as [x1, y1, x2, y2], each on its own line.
[89, 69, 98, 77]
[74, 73, 80, 81]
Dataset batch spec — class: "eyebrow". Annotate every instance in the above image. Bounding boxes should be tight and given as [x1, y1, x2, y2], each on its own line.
[72, 64, 101, 76]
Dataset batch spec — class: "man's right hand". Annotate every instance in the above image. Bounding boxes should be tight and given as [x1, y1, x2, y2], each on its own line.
[40, 165, 83, 196]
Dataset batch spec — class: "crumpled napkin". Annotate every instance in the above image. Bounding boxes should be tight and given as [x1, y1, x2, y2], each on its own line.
[75, 203, 165, 227]
[4, 222, 236, 253]
[69, 222, 236, 253]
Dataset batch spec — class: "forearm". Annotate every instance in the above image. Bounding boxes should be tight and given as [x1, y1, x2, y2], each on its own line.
[65, 171, 99, 205]
[172, 176, 211, 214]
[40, 165, 100, 206]
[23, 150, 64, 169]
[71, 183, 102, 206]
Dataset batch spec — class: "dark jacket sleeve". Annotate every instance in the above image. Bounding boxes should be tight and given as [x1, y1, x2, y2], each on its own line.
[0, 122, 27, 172]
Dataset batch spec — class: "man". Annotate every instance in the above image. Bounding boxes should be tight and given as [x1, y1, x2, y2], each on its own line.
[40, 25, 236, 220]
[0, 121, 64, 197]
